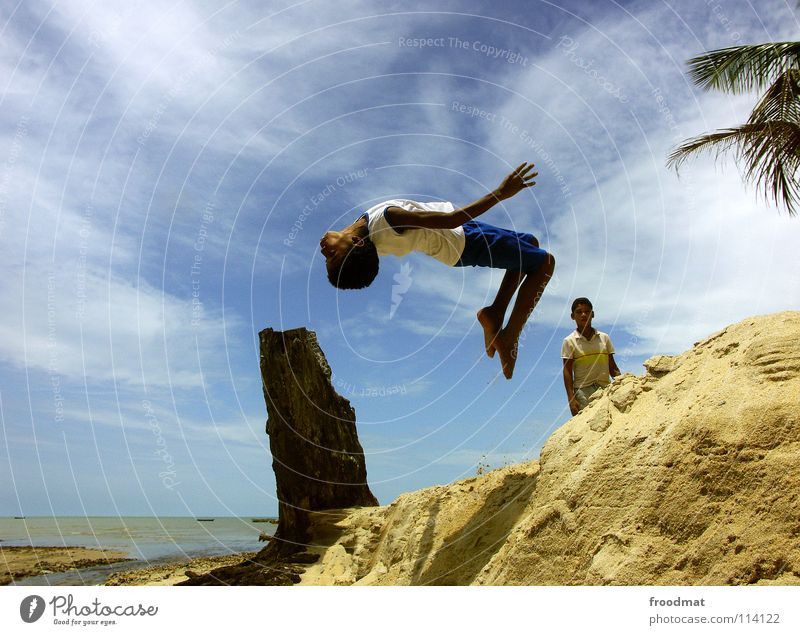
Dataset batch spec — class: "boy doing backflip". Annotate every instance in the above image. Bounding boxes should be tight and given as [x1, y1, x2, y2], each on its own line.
[319, 162, 555, 379]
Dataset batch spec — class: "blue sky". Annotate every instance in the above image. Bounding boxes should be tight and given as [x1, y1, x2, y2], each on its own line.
[1, 0, 798, 517]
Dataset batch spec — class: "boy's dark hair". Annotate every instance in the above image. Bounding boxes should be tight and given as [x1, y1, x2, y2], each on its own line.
[571, 297, 593, 313]
[327, 238, 379, 289]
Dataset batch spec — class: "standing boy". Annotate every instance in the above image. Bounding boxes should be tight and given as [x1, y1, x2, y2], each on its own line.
[562, 297, 621, 414]
[319, 162, 555, 379]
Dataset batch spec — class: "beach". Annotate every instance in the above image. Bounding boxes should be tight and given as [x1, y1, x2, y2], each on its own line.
[0, 545, 131, 586]
[0, 516, 275, 585]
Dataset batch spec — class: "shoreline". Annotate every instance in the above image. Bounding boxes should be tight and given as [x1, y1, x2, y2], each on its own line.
[1, 545, 131, 586]
[105, 551, 258, 586]
[1, 545, 260, 586]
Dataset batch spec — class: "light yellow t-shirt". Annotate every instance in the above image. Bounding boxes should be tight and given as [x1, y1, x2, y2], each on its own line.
[561, 329, 615, 388]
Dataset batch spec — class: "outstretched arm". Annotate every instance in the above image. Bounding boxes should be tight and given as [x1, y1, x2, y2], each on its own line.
[386, 162, 538, 230]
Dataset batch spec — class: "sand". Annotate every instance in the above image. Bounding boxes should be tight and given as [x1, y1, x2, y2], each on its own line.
[0, 545, 131, 585]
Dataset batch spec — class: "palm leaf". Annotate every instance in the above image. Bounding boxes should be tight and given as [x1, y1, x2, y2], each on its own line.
[668, 121, 800, 216]
[742, 122, 800, 214]
[688, 42, 800, 93]
[749, 69, 800, 123]
[667, 128, 748, 170]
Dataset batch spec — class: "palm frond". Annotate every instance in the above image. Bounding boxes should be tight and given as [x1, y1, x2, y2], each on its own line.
[688, 42, 800, 93]
[742, 122, 800, 215]
[667, 128, 749, 171]
[668, 121, 800, 216]
[749, 69, 800, 123]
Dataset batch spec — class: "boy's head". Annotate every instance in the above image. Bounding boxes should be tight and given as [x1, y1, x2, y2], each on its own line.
[570, 297, 594, 327]
[320, 229, 379, 289]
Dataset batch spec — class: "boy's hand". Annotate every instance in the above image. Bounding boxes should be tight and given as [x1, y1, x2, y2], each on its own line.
[568, 397, 580, 416]
[494, 162, 538, 200]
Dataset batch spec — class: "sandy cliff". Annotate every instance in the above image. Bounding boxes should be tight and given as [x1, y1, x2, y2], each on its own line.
[299, 312, 800, 585]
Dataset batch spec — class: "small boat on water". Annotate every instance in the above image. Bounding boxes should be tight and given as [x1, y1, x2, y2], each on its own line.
[14, 516, 26, 519]
[196, 518, 215, 522]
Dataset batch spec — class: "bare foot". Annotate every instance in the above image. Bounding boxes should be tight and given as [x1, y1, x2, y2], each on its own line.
[493, 328, 519, 379]
[477, 307, 503, 358]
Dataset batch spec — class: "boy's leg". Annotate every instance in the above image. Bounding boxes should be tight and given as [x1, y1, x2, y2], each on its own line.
[477, 270, 525, 358]
[494, 253, 555, 379]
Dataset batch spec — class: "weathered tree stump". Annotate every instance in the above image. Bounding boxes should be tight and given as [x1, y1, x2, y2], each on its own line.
[179, 327, 377, 585]
[260, 327, 378, 552]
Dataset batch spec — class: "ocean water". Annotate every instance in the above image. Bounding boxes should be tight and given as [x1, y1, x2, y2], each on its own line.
[1, 516, 277, 585]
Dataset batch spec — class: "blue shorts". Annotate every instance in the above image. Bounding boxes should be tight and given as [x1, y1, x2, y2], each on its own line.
[454, 220, 547, 274]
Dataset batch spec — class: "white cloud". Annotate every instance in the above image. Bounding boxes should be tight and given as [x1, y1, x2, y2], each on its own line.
[0, 234, 244, 387]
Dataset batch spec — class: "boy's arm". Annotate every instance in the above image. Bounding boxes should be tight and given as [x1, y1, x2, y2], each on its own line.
[562, 358, 580, 416]
[608, 353, 621, 378]
[606, 334, 621, 379]
[385, 162, 538, 231]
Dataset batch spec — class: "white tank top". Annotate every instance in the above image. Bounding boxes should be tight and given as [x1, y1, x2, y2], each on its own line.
[365, 199, 466, 266]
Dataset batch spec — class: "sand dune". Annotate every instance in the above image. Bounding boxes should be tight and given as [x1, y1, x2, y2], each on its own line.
[299, 312, 800, 585]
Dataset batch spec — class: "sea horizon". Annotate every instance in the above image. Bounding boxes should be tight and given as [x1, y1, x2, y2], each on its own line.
[1, 515, 276, 584]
